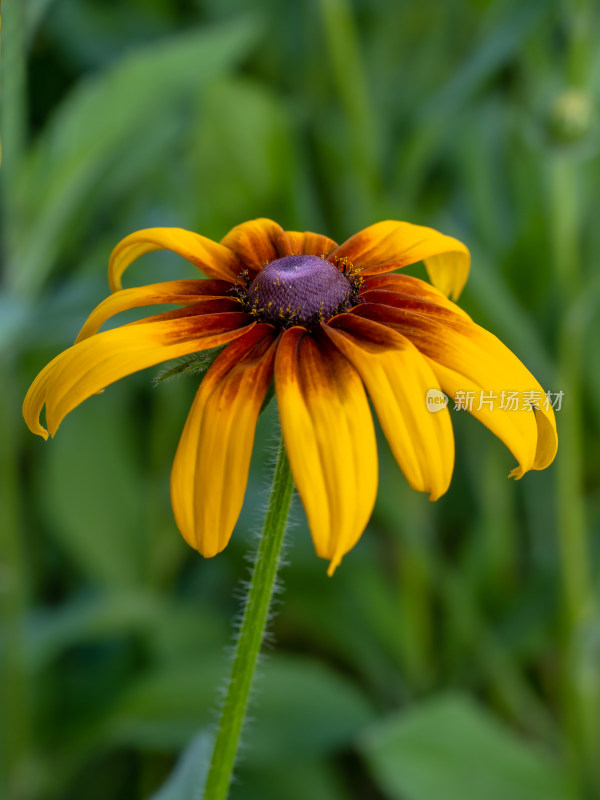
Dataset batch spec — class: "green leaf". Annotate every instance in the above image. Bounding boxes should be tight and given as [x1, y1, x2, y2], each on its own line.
[419, 3, 546, 121]
[191, 77, 292, 227]
[40, 383, 146, 587]
[106, 657, 222, 749]
[103, 654, 375, 755]
[0, 294, 30, 354]
[24, 0, 57, 44]
[395, 2, 547, 202]
[13, 18, 262, 298]
[149, 736, 349, 800]
[232, 759, 348, 800]
[463, 247, 554, 385]
[248, 655, 376, 764]
[147, 732, 213, 800]
[360, 693, 575, 800]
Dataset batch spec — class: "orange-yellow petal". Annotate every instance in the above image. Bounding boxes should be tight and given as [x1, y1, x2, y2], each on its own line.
[361, 273, 471, 319]
[126, 297, 242, 326]
[284, 231, 338, 257]
[275, 327, 378, 574]
[353, 303, 557, 476]
[220, 218, 292, 272]
[331, 220, 470, 299]
[24, 312, 253, 439]
[221, 220, 338, 274]
[359, 287, 471, 325]
[170, 325, 278, 556]
[109, 228, 240, 291]
[324, 315, 454, 499]
[76, 279, 232, 341]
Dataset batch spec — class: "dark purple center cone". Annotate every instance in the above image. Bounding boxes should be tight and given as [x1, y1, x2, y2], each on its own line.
[248, 255, 353, 325]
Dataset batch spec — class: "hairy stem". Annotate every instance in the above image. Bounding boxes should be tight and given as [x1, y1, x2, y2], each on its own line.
[203, 435, 294, 800]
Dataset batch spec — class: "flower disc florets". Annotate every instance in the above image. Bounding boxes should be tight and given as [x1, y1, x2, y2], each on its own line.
[243, 254, 361, 327]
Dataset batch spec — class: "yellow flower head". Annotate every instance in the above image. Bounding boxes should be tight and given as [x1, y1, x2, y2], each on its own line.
[24, 219, 557, 574]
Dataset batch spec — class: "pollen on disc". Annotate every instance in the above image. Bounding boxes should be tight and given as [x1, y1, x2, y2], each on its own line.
[248, 255, 353, 325]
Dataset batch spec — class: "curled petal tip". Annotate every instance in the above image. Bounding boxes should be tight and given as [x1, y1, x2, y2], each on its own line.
[30, 423, 49, 441]
[327, 557, 342, 577]
[428, 487, 445, 502]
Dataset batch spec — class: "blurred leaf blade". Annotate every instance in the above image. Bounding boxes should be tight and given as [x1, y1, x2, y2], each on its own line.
[24, 0, 58, 44]
[396, 1, 548, 201]
[12, 17, 262, 298]
[39, 386, 146, 587]
[359, 693, 575, 800]
[147, 732, 212, 800]
[420, 2, 546, 121]
[103, 654, 376, 756]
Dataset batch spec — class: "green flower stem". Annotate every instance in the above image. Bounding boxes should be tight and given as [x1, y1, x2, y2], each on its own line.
[551, 156, 590, 624]
[0, 362, 32, 797]
[550, 154, 597, 796]
[203, 435, 294, 800]
[551, 6, 599, 793]
[1, 0, 27, 274]
[0, 8, 30, 795]
[315, 0, 378, 226]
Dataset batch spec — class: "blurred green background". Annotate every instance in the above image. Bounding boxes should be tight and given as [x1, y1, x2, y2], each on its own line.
[1, 0, 599, 798]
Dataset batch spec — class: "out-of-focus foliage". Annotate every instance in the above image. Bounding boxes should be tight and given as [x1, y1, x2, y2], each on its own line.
[1, 0, 599, 798]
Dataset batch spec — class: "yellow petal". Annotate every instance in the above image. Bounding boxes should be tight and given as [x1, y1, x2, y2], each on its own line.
[220, 218, 292, 272]
[331, 220, 470, 299]
[284, 230, 338, 257]
[325, 315, 454, 499]
[275, 327, 378, 574]
[24, 312, 253, 438]
[170, 325, 278, 556]
[429, 362, 539, 476]
[353, 303, 557, 476]
[76, 279, 232, 341]
[109, 228, 240, 291]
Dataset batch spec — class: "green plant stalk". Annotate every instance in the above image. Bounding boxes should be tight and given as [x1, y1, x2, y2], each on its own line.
[0, 361, 32, 797]
[440, 565, 560, 745]
[315, 0, 378, 226]
[0, 5, 31, 794]
[566, 0, 593, 87]
[395, 491, 435, 690]
[203, 435, 294, 800]
[550, 154, 597, 796]
[0, 0, 27, 277]
[551, 156, 590, 621]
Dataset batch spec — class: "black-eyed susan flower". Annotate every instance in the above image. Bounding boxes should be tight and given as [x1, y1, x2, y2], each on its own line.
[24, 219, 557, 573]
